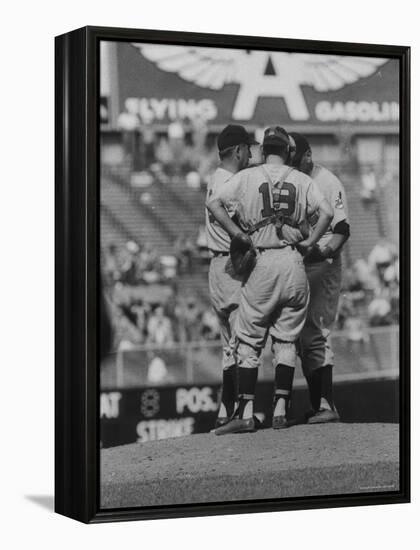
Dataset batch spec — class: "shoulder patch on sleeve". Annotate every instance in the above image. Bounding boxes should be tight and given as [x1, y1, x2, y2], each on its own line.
[335, 191, 344, 209]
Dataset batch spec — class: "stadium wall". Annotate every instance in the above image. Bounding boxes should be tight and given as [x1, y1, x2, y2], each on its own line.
[100, 377, 399, 448]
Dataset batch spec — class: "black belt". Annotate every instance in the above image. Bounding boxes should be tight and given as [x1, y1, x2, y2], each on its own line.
[257, 245, 295, 253]
[210, 250, 229, 257]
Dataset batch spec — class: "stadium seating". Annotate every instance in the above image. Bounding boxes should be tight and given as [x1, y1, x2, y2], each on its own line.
[101, 175, 172, 253]
[101, 164, 397, 308]
[340, 173, 384, 261]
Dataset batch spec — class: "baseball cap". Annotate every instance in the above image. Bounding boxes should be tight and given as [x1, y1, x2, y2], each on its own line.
[288, 132, 311, 157]
[217, 124, 257, 152]
[263, 126, 290, 147]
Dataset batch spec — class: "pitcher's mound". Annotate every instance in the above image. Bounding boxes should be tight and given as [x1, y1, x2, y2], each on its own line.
[101, 423, 399, 509]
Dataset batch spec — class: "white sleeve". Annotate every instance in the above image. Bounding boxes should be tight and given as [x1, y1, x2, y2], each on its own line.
[329, 178, 349, 228]
[212, 173, 244, 213]
[306, 180, 324, 215]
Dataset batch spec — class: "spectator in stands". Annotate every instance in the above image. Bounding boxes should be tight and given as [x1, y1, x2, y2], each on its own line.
[336, 294, 354, 330]
[138, 242, 161, 283]
[191, 114, 208, 152]
[196, 225, 210, 261]
[168, 119, 186, 177]
[115, 307, 143, 351]
[130, 301, 149, 344]
[201, 307, 220, 340]
[186, 171, 201, 189]
[353, 258, 376, 291]
[159, 254, 178, 280]
[174, 234, 196, 273]
[148, 161, 167, 184]
[147, 305, 174, 346]
[360, 165, 377, 203]
[139, 241, 158, 270]
[146, 352, 174, 385]
[120, 240, 141, 285]
[155, 136, 174, 172]
[368, 291, 393, 327]
[117, 110, 140, 167]
[384, 258, 399, 286]
[389, 280, 400, 323]
[185, 298, 202, 342]
[343, 264, 363, 293]
[168, 119, 185, 141]
[368, 240, 398, 285]
[175, 297, 202, 343]
[103, 243, 121, 285]
[140, 113, 156, 168]
[344, 304, 370, 354]
[198, 146, 219, 190]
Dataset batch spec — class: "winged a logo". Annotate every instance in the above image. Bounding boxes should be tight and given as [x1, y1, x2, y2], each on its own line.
[133, 44, 387, 121]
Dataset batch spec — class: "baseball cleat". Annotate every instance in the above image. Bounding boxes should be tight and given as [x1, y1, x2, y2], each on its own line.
[303, 409, 317, 422]
[214, 417, 230, 429]
[252, 415, 264, 430]
[272, 415, 289, 430]
[307, 408, 340, 424]
[212, 415, 262, 432]
[288, 409, 316, 424]
[214, 417, 255, 435]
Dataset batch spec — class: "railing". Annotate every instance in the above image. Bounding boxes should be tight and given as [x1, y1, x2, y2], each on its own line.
[101, 325, 399, 390]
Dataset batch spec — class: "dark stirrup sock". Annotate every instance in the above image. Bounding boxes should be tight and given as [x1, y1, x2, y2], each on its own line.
[274, 364, 295, 415]
[234, 367, 258, 419]
[320, 365, 335, 410]
[221, 365, 236, 417]
[307, 368, 322, 411]
[274, 364, 294, 396]
[237, 366, 258, 400]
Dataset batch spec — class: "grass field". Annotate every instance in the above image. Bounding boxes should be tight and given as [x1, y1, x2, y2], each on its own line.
[101, 423, 399, 509]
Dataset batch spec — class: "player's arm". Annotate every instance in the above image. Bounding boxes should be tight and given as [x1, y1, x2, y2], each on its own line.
[319, 183, 350, 257]
[321, 226, 350, 257]
[206, 175, 245, 238]
[303, 197, 333, 246]
[206, 196, 243, 238]
[297, 183, 333, 253]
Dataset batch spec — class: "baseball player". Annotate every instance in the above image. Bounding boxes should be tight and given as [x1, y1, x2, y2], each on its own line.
[207, 126, 333, 435]
[289, 132, 350, 423]
[206, 124, 257, 428]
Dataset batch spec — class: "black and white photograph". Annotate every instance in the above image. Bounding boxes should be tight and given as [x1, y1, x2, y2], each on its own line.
[3, 0, 419, 543]
[98, 36, 407, 511]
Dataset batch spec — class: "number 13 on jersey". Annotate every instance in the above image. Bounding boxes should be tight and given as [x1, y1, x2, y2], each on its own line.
[259, 181, 297, 218]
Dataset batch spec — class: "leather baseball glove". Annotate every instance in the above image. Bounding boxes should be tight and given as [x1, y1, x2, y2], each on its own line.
[230, 233, 257, 277]
[299, 243, 334, 264]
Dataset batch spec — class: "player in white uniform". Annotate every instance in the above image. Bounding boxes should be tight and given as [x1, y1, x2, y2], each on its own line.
[289, 133, 350, 423]
[207, 127, 333, 434]
[206, 125, 257, 428]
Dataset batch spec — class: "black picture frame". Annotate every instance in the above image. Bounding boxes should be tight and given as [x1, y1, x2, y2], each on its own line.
[55, 25, 410, 524]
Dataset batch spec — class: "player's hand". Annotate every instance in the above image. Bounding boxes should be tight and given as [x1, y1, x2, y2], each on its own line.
[296, 239, 314, 256]
[232, 231, 253, 247]
[230, 232, 256, 277]
[298, 243, 335, 263]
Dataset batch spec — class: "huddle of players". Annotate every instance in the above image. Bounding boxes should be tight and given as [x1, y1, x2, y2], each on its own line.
[205, 124, 350, 435]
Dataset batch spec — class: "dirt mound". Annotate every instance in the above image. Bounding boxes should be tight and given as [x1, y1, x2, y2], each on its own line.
[101, 423, 399, 509]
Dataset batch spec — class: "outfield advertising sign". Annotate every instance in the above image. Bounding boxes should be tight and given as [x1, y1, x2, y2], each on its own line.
[100, 384, 221, 447]
[100, 379, 398, 448]
[115, 43, 399, 128]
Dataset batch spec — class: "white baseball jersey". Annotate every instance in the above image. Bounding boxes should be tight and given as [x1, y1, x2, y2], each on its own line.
[205, 167, 235, 252]
[300, 164, 349, 373]
[309, 164, 349, 250]
[206, 166, 242, 370]
[214, 164, 324, 248]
